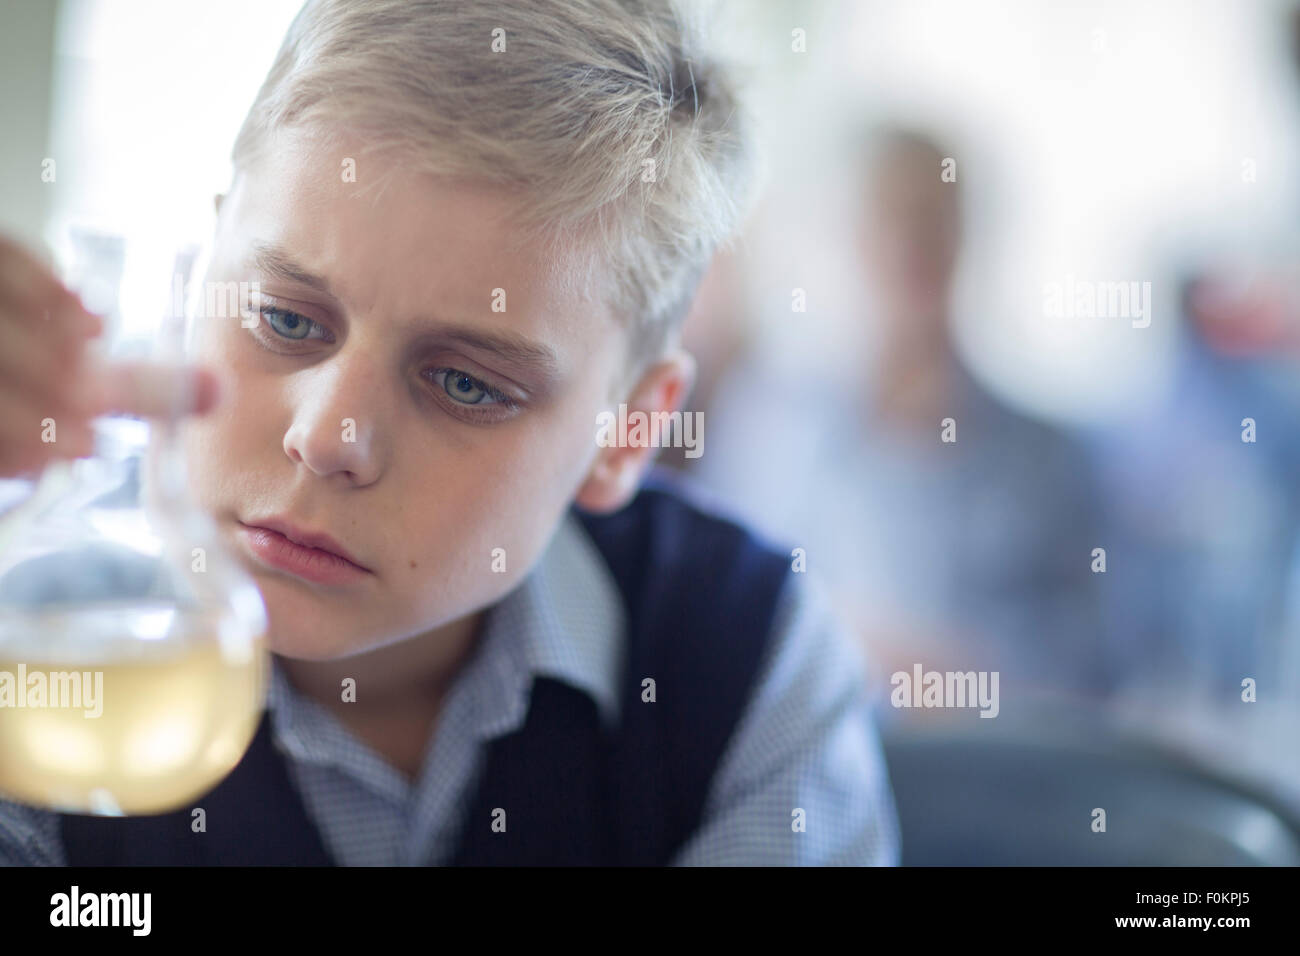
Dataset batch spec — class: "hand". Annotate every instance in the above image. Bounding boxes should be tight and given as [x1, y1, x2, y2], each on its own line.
[0, 234, 221, 478]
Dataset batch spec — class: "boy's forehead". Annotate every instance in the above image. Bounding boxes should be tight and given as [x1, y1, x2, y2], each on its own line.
[225, 133, 603, 326]
[215, 128, 629, 390]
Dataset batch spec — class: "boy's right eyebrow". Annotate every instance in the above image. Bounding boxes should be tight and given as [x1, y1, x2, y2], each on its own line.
[246, 241, 562, 379]
[249, 242, 333, 295]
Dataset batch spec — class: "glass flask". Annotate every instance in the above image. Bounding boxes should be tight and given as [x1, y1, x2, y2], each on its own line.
[0, 246, 268, 816]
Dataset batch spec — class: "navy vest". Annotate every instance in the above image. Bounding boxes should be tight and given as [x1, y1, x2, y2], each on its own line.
[58, 477, 791, 865]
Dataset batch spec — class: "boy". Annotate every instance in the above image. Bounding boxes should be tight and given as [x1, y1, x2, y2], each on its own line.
[0, 0, 899, 865]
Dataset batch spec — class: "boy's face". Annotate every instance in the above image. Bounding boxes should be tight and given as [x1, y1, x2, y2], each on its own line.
[183, 128, 628, 660]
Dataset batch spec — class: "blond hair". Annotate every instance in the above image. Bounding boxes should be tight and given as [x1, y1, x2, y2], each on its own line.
[231, 0, 756, 372]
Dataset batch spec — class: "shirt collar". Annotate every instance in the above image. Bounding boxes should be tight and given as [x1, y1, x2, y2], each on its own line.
[265, 507, 626, 755]
[479, 508, 626, 732]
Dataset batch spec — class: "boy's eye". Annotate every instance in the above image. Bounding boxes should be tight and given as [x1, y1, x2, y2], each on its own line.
[263, 306, 325, 340]
[245, 302, 519, 419]
[432, 369, 499, 406]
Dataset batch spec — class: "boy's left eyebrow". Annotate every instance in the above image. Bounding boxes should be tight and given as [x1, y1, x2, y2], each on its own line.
[425, 326, 561, 379]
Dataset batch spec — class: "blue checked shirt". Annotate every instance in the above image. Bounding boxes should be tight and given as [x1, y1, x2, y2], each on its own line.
[0, 510, 900, 866]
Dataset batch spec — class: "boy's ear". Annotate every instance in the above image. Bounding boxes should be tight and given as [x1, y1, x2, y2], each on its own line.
[575, 350, 696, 514]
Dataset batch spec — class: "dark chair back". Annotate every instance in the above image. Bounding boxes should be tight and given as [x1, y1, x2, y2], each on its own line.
[882, 717, 1300, 865]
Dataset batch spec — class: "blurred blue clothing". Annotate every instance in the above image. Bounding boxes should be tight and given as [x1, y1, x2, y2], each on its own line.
[1082, 326, 1300, 699]
[694, 350, 1112, 703]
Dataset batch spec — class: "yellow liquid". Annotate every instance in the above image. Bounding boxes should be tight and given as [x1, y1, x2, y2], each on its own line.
[0, 603, 267, 815]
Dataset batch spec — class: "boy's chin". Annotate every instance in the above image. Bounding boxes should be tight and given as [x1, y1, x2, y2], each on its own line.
[255, 592, 378, 660]
[265, 625, 370, 662]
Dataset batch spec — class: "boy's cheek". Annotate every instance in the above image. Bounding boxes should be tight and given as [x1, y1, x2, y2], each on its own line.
[180, 419, 234, 513]
[183, 397, 259, 482]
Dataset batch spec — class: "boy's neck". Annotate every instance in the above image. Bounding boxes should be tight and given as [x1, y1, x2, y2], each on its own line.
[276, 610, 486, 719]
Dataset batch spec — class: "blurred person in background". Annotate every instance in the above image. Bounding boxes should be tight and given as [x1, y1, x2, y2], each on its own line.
[691, 125, 1114, 716]
[1076, 0, 1300, 805]
[1091, 0, 1300, 706]
[1084, 272, 1300, 707]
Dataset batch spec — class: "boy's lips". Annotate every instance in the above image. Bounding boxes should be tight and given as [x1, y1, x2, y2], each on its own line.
[236, 517, 373, 586]
[243, 517, 369, 567]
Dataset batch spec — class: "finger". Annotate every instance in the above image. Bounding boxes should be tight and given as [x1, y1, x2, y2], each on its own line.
[0, 399, 94, 478]
[0, 236, 84, 320]
[0, 287, 101, 348]
[47, 294, 103, 338]
[0, 309, 87, 400]
[0, 364, 85, 433]
[33, 289, 102, 341]
[85, 361, 222, 420]
[0, 237, 101, 343]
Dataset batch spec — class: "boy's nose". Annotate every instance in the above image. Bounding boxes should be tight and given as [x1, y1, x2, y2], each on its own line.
[281, 364, 385, 486]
